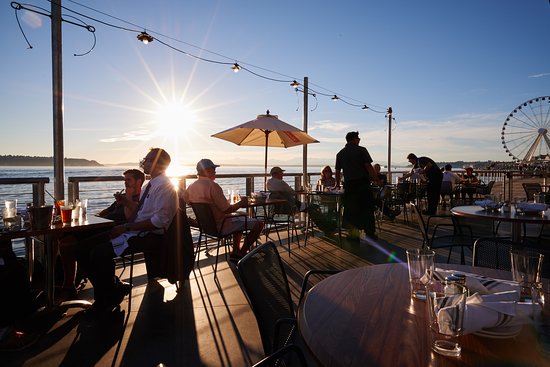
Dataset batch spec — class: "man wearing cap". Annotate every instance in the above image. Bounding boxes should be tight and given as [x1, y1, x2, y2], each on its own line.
[183, 159, 264, 260]
[335, 131, 381, 240]
[267, 166, 308, 212]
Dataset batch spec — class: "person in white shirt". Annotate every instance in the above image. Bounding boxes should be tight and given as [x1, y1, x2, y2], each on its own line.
[442, 164, 461, 190]
[76, 148, 178, 317]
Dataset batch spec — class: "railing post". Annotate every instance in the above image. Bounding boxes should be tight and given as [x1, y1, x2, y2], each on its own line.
[68, 180, 79, 203]
[294, 176, 301, 191]
[246, 177, 254, 196]
[32, 182, 46, 206]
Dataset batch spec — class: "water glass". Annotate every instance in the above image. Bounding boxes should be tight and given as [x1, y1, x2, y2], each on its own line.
[406, 249, 435, 300]
[4, 199, 17, 217]
[80, 198, 88, 218]
[511, 249, 544, 302]
[426, 280, 467, 357]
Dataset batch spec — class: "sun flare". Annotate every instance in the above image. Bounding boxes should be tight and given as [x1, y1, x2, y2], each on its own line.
[154, 102, 198, 135]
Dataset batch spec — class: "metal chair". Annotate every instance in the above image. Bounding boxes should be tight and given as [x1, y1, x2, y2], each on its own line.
[190, 202, 246, 277]
[474, 180, 495, 200]
[237, 242, 339, 363]
[264, 192, 301, 256]
[411, 203, 473, 264]
[522, 183, 543, 201]
[472, 237, 515, 271]
[439, 181, 455, 208]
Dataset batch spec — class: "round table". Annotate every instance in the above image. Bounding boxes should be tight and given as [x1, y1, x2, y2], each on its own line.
[451, 205, 550, 243]
[298, 263, 550, 367]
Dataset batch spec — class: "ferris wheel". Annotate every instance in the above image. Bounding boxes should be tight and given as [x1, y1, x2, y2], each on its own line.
[501, 96, 550, 163]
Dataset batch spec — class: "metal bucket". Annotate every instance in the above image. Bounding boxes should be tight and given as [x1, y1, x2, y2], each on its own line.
[28, 205, 53, 230]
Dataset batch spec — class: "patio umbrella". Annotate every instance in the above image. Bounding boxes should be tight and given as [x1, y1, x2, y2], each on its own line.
[212, 111, 319, 189]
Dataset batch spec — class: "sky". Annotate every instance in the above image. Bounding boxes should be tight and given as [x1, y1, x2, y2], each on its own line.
[1, 0, 549, 174]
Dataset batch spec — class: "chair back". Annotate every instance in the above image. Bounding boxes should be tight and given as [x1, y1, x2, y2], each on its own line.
[190, 202, 221, 237]
[269, 191, 295, 216]
[472, 237, 514, 271]
[410, 203, 429, 247]
[237, 242, 295, 356]
[164, 207, 195, 283]
[522, 183, 542, 201]
[440, 181, 453, 195]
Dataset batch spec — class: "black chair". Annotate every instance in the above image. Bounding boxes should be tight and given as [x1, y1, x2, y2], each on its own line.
[522, 183, 543, 202]
[439, 181, 455, 208]
[264, 192, 301, 256]
[472, 237, 515, 271]
[474, 180, 495, 199]
[237, 242, 339, 364]
[190, 202, 246, 277]
[121, 206, 195, 306]
[411, 203, 473, 264]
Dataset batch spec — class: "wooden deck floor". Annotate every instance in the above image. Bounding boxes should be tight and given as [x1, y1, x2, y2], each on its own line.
[2, 208, 548, 366]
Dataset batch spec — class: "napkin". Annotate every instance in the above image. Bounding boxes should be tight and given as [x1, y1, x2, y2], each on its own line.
[430, 268, 520, 295]
[516, 202, 547, 212]
[437, 291, 537, 335]
[474, 199, 501, 209]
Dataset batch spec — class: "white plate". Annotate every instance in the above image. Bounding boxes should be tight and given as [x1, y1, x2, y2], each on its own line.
[473, 324, 522, 339]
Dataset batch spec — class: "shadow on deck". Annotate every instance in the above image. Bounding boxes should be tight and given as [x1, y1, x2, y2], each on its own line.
[3, 211, 547, 366]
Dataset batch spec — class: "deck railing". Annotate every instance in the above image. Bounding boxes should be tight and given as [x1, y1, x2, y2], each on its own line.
[1, 170, 548, 213]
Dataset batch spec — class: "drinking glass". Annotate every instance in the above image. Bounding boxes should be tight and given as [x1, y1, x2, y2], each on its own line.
[426, 280, 467, 357]
[406, 249, 435, 300]
[511, 249, 544, 302]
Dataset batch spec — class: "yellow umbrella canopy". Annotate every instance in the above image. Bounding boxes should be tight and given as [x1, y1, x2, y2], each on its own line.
[212, 111, 319, 188]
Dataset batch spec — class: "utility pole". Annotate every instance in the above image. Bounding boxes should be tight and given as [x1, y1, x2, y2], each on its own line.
[52, 0, 64, 201]
[387, 107, 393, 184]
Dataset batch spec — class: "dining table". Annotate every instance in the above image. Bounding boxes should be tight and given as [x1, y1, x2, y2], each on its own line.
[301, 190, 344, 245]
[451, 205, 550, 243]
[0, 214, 115, 308]
[298, 262, 550, 367]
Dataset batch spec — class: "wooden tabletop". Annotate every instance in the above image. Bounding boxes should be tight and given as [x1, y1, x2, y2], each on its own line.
[298, 263, 550, 367]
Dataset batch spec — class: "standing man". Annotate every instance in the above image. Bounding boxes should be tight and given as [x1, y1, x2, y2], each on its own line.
[76, 148, 177, 316]
[406, 153, 442, 215]
[335, 131, 381, 240]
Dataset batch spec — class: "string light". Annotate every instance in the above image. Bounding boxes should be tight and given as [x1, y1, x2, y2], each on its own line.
[137, 31, 153, 44]
[231, 63, 241, 73]
[11, 0, 391, 115]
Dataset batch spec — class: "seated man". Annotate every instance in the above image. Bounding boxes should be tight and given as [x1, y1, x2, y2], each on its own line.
[183, 159, 263, 260]
[75, 148, 177, 317]
[266, 166, 307, 212]
[372, 163, 400, 220]
[56, 169, 145, 300]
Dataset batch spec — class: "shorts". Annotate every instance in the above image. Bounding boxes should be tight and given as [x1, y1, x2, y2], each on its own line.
[221, 216, 259, 236]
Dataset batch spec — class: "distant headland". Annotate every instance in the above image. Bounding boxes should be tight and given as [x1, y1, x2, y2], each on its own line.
[0, 155, 103, 167]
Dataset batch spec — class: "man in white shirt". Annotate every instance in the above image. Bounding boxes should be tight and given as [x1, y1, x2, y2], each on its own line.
[76, 148, 177, 317]
[442, 164, 462, 190]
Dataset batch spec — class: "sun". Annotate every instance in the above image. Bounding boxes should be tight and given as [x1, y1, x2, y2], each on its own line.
[154, 102, 198, 135]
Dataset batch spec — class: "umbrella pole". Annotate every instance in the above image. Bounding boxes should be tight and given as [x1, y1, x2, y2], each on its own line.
[264, 130, 269, 190]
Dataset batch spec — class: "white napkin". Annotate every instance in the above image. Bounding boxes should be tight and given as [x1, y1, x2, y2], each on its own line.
[437, 291, 537, 335]
[431, 268, 520, 295]
[474, 199, 501, 209]
[516, 202, 547, 212]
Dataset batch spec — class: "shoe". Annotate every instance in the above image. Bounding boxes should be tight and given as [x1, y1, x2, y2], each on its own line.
[111, 281, 132, 307]
[0, 328, 40, 352]
[360, 231, 378, 242]
[55, 286, 78, 303]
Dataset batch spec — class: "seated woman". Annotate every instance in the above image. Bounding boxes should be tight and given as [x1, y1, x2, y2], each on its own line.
[460, 167, 479, 204]
[317, 166, 336, 191]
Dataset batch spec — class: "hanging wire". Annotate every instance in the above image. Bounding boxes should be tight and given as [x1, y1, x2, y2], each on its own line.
[17, 0, 392, 116]
[62, 14, 96, 56]
[11, 2, 32, 49]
